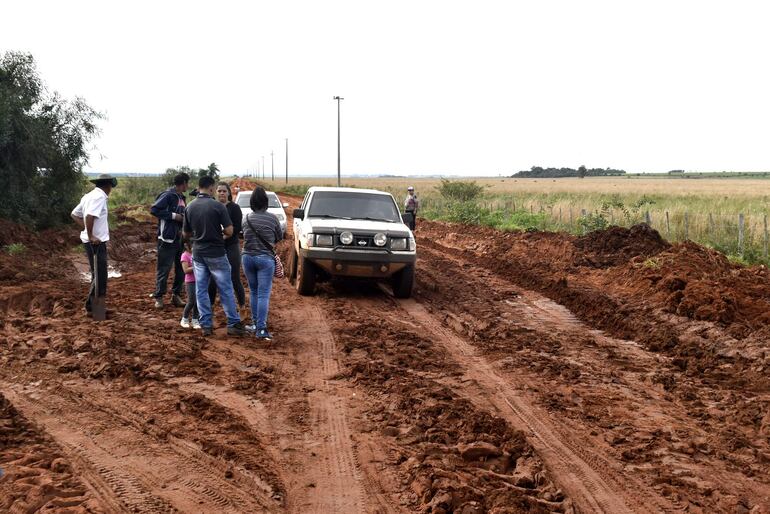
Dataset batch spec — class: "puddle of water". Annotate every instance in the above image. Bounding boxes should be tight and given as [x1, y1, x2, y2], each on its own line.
[79, 265, 122, 282]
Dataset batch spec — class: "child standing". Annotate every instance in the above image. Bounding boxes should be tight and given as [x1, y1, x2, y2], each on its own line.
[179, 242, 200, 329]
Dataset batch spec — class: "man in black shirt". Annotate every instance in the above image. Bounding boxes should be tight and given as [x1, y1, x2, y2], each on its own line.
[208, 182, 246, 314]
[182, 176, 248, 337]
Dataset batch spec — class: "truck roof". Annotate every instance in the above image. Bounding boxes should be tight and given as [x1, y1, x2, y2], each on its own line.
[307, 186, 392, 196]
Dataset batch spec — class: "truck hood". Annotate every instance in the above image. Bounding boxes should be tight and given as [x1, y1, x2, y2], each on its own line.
[306, 218, 410, 235]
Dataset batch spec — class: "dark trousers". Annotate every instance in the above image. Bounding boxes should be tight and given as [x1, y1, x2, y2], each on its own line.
[183, 282, 198, 320]
[208, 243, 246, 307]
[84, 242, 108, 312]
[405, 210, 417, 231]
[154, 238, 184, 298]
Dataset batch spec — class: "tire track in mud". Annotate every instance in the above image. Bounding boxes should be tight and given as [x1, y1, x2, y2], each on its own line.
[1, 382, 277, 513]
[278, 296, 368, 513]
[194, 309, 401, 514]
[381, 292, 666, 514]
[415, 241, 770, 510]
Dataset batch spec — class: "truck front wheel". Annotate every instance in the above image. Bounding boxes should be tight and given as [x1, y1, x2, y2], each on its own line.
[287, 248, 298, 285]
[296, 254, 316, 296]
[391, 264, 414, 299]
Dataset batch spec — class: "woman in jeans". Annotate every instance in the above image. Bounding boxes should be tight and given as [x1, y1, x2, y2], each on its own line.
[208, 182, 246, 314]
[241, 187, 283, 340]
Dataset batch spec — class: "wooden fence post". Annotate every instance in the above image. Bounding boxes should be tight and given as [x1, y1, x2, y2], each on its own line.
[569, 208, 573, 227]
[559, 207, 562, 225]
[684, 212, 689, 240]
[665, 211, 670, 238]
[764, 214, 768, 259]
[645, 211, 651, 225]
[738, 213, 745, 256]
[580, 209, 587, 235]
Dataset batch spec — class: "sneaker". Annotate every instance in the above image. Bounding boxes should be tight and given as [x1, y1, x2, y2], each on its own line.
[202, 326, 213, 336]
[227, 322, 249, 337]
[154, 298, 164, 309]
[244, 323, 256, 333]
[180, 317, 190, 328]
[172, 294, 185, 307]
[192, 319, 201, 329]
[256, 329, 273, 341]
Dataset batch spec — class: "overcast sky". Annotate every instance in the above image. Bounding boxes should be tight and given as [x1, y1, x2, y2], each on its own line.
[3, 0, 770, 176]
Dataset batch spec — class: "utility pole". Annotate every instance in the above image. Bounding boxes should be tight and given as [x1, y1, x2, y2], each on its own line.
[271, 151, 274, 181]
[261, 156, 265, 180]
[285, 138, 289, 184]
[333, 96, 344, 187]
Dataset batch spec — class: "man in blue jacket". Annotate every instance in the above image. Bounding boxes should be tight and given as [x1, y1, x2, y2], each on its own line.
[150, 172, 189, 308]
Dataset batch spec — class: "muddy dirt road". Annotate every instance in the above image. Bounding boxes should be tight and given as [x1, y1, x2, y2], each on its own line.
[1, 205, 770, 513]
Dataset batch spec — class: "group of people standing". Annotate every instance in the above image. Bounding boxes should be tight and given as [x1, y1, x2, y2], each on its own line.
[153, 173, 283, 339]
[73, 173, 418, 340]
[73, 172, 282, 341]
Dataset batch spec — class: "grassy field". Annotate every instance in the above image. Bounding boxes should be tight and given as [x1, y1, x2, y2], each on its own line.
[258, 176, 770, 265]
[109, 175, 770, 265]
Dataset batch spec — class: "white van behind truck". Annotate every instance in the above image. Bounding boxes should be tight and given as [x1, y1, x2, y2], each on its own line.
[287, 187, 417, 298]
[235, 190, 288, 236]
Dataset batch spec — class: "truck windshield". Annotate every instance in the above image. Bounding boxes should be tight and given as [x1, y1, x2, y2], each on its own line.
[308, 192, 400, 222]
[236, 193, 251, 207]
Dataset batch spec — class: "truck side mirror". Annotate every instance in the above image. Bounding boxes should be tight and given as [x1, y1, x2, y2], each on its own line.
[293, 208, 304, 220]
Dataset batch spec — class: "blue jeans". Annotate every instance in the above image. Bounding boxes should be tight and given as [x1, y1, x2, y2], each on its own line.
[193, 255, 241, 328]
[242, 253, 275, 330]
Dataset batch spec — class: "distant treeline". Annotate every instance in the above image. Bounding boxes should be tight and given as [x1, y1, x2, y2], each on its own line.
[512, 166, 626, 178]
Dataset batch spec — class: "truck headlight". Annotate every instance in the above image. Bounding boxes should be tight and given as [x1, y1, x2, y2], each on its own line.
[390, 237, 407, 250]
[340, 231, 354, 245]
[373, 233, 387, 247]
[315, 234, 333, 246]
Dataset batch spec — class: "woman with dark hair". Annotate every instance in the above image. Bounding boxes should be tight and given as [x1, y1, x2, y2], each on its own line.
[241, 186, 283, 340]
[208, 182, 246, 312]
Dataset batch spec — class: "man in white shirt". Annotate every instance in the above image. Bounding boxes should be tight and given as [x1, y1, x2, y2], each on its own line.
[71, 174, 117, 317]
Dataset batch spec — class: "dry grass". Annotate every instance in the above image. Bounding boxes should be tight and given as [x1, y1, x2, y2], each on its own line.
[241, 176, 770, 263]
[258, 176, 770, 197]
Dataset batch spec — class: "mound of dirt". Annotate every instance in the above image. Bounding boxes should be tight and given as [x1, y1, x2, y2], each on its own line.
[574, 224, 670, 268]
[615, 241, 770, 336]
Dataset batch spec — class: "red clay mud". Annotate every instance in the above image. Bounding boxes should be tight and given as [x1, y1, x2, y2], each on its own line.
[2, 204, 770, 512]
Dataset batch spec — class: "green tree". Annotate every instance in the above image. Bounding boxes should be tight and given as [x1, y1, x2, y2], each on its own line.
[195, 162, 219, 182]
[0, 52, 103, 228]
[163, 165, 197, 186]
[577, 165, 587, 179]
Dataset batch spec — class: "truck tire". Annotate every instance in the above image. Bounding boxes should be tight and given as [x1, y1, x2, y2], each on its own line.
[287, 248, 298, 285]
[391, 264, 414, 299]
[295, 254, 316, 295]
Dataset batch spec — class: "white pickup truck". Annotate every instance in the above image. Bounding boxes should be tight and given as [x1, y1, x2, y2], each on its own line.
[287, 187, 417, 298]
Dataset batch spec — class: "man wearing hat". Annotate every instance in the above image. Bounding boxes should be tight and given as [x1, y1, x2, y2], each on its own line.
[404, 186, 419, 231]
[71, 174, 117, 316]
